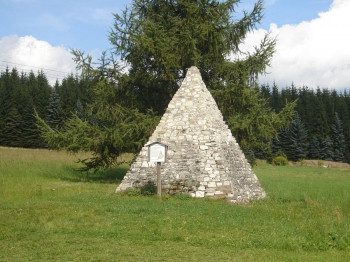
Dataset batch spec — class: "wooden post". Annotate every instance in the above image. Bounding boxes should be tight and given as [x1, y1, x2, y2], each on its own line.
[157, 137, 162, 197]
[157, 162, 161, 197]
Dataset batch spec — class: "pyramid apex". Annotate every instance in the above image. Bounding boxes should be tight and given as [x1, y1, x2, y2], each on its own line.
[187, 66, 200, 74]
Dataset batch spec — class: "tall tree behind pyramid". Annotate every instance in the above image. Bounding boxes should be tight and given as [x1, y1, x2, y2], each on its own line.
[117, 67, 266, 203]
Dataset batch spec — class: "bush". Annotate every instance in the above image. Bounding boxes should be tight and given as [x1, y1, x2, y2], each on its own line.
[126, 188, 142, 197]
[141, 181, 156, 196]
[272, 156, 288, 166]
[275, 150, 287, 158]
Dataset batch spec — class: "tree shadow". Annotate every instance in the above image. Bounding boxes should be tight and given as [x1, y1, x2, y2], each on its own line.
[60, 164, 129, 184]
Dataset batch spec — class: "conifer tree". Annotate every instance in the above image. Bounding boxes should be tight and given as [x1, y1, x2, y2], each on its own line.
[46, 88, 63, 128]
[75, 98, 84, 119]
[109, 0, 296, 152]
[22, 100, 43, 148]
[320, 137, 334, 161]
[332, 112, 346, 162]
[282, 113, 308, 161]
[36, 79, 159, 171]
[3, 107, 23, 147]
[308, 136, 321, 160]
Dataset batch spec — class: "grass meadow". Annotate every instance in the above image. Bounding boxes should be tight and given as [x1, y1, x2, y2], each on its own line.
[0, 147, 350, 261]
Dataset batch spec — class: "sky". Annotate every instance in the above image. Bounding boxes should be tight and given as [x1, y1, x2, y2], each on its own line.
[0, 0, 349, 90]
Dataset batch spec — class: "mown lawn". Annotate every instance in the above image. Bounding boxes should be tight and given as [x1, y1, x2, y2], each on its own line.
[0, 147, 349, 261]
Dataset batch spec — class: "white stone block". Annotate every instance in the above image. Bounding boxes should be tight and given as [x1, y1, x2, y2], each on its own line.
[208, 182, 216, 188]
[195, 191, 205, 198]
[198, 186, 206, 191]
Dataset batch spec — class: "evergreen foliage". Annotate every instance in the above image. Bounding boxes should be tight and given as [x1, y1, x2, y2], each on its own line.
[332, 112, 346, 162]
[261, 84, 350, 163]
[36, 79, 160, 171]
[308, 136, 321, 160]
[46, 88, 63, 129]
[109, 0, 296, 153]
[320, 137, 334, 161]
[285, 113, 308, 161]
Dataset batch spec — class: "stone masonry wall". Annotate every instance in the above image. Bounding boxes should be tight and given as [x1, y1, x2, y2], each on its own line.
[116, 66, 266, 203]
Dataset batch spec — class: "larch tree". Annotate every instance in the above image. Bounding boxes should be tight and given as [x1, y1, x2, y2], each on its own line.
[110, 0, 296, 153]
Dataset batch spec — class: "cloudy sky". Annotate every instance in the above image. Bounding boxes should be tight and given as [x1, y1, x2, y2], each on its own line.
[1, 0, 349, 90]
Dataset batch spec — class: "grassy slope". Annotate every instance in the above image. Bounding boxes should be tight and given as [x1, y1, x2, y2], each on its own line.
[0, 147, 349, 261]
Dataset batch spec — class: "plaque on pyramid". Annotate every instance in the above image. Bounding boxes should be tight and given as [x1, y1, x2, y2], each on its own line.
[116, 66, 266, 203]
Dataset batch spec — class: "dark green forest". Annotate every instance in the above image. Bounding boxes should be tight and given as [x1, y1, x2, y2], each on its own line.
[0, 67, 349, 163]
[0, 68, 92, 148]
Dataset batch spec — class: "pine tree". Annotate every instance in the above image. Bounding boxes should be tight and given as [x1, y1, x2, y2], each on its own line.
[332, 112, 346, 162]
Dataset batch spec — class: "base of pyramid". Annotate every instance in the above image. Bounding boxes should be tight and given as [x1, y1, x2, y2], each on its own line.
[116, 66, 266, 204]
[115, 140, 266, 204]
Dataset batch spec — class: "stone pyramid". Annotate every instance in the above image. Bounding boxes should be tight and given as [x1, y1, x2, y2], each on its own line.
[116, 66, 266, 203]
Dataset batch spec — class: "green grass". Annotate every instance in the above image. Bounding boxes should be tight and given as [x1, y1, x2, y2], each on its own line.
[1, 147, 350, 261]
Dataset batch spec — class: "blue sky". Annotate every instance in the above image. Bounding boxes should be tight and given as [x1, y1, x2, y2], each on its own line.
[0, 0, 332, 52]
[1, 0, 349, 89]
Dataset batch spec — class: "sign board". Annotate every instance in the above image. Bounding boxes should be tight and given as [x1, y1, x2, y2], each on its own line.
[147, 142, 167, 163]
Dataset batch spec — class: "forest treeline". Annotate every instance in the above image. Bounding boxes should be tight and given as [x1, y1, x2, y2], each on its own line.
[259, 84, 350, 163]
[0, 67, 349, 163]
[0, 68, 92, 148]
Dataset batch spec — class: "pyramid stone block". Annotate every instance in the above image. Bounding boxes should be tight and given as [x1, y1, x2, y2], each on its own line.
[116, 66, 266, 203]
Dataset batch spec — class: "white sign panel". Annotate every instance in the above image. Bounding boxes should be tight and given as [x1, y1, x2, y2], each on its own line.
[148, 143, 167, 163]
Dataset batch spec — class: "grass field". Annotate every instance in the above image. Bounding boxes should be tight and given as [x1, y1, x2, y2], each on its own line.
[0, 147, 350, 261]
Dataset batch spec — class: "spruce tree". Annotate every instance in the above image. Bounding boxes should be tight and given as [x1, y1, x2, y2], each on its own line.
[2, 107, 23, 147]
[284, 113, 308, 161]
[46, 88, 63, 128]
[22, 100, 43, 148]
[320, 137, 334, 161]
[332, 112, 346, 162]
[308, 136, 320, 160]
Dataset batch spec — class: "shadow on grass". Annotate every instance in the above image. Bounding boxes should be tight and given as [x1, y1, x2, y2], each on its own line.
[60, 164, 129, 184]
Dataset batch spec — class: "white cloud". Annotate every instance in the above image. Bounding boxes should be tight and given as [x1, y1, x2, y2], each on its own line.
[240, 0, 350, 90]
[0, 35, 77, 85]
